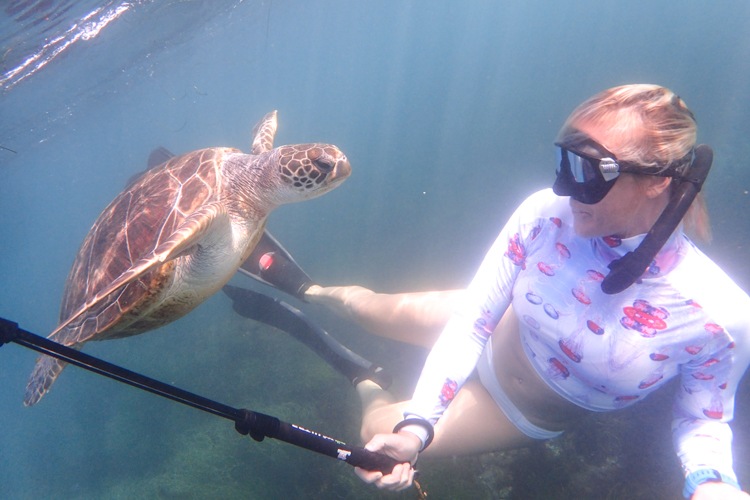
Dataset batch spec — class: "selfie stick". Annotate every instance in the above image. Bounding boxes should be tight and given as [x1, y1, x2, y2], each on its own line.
[0, 317, 399, 473]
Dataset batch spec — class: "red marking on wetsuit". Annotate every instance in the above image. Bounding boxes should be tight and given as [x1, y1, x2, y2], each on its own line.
[692, 372, 715, 381]
[623, 306, 667, 330]
[701, 358, 720, 368]
[555, 242, 571, 258]
[439, 379, 458, 406]
[621, 299, 669, 337]
[685, 345, 704, 355]
[548, 357, 570, 378]
[649, 352, 669, 361]
[572, 287, 591, 305]
[634, 299, 668, 319]
[550, 217, 562, 227]
[559, 340, 582, 362]
[615, 395, 639, 402]
[704, 323, 724, 335]
[638, 373, 664, 389]
[537, 262, 555, 276]
[587, 320, 604, 335]
[587, 269, 605, 281]
[505, 234, 526, 269]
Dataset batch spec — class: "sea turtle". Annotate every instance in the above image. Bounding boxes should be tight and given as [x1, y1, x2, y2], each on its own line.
[24, 110, 351, 406]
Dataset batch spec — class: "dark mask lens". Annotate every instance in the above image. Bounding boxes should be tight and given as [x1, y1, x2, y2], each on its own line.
[553, 148, 618, 204]
[574, 177, 617, 204]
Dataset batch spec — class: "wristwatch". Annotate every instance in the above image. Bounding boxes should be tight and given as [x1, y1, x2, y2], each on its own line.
[683, 468, 741, 498]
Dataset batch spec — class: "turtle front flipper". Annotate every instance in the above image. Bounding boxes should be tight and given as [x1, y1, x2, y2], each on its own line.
[250, 110, 278, 155]
[49, 202, 233, 345]
[23, 352, 72, 406]
[150, 202, 232, 265]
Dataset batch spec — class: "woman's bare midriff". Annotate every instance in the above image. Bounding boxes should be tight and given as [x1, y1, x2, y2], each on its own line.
[490, 307, 590, 431]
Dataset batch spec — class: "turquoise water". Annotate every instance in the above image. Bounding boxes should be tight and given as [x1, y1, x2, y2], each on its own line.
[1, 1, 749, 498]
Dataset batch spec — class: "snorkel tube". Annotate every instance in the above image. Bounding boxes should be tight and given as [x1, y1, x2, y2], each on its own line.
[600, 144, 713, 294]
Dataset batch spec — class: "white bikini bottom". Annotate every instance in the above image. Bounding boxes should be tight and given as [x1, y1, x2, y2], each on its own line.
[476, 339, 563, 440]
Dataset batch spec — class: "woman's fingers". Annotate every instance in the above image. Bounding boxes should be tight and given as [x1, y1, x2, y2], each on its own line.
[352, 433, 419, 490]
[355, 463, 414, 491]
[353, 466, 383, 484]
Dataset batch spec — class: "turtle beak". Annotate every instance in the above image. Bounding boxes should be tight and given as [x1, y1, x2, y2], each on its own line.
[331, 155, 351, 182]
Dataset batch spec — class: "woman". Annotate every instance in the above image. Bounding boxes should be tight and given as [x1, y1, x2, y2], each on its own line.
[232, 84, 750, 499]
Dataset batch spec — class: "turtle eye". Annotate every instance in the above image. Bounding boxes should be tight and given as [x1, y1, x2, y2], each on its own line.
[312, 156, 334, 173]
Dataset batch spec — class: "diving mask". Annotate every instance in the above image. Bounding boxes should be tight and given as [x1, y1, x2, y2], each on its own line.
[553, 132, 691, 204]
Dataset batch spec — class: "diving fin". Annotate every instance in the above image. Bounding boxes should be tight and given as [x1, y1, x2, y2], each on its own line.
[125, 147, 177, 188]
[223, 285, 390, 389]
[238, 232, 314, 301]
[147, 146, 175, 168]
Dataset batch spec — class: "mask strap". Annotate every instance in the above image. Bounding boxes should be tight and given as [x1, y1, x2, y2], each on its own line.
[600, 145, 713, 294]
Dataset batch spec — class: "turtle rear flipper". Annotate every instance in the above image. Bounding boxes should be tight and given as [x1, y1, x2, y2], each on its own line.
[24, 354, 68, 406]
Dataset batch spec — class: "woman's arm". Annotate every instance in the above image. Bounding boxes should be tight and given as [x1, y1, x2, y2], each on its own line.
[305, 285, 465, 347]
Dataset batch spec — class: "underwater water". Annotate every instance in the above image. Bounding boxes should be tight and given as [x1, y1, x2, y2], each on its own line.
[1, 0, 750, 498]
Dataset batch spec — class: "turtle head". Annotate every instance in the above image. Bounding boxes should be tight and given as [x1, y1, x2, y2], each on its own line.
[225, 138, 350, 217]
[269, 143, 351, 203]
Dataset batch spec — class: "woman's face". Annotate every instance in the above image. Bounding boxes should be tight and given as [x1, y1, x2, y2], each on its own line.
[568, 121, 671, 239]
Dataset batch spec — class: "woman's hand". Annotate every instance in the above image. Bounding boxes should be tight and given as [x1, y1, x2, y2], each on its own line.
[354, 431, 422, 491]
[692, 482, 750, 500]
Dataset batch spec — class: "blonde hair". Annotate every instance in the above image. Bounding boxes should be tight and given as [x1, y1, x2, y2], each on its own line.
[558, 84, 711, 242]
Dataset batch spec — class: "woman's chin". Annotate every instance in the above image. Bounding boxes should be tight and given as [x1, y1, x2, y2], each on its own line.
[572, 216, 597, 238]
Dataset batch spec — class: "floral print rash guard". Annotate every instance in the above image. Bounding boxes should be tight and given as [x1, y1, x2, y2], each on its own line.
[405, 189, 750, 481]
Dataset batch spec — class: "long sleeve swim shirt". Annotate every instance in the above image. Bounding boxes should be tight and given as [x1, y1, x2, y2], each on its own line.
[405, 188, 750, 482]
